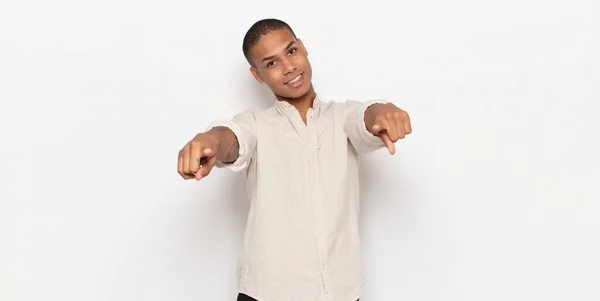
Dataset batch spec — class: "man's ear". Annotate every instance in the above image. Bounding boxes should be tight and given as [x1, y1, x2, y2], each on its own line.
[297, 38, 308, 56]
[250, 66, 264, 83]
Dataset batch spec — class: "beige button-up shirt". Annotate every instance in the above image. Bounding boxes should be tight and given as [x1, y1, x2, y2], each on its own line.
[207, 96, 388, 301]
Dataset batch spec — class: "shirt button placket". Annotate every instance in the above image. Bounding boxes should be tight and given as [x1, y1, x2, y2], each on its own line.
[307, 110, 329, 300]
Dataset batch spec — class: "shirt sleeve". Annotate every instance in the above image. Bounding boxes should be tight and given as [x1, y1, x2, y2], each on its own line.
[343, 99, 390, 155]
[204, 109, 257, 172]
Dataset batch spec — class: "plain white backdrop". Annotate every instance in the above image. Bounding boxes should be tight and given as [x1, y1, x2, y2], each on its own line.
[1, 0, 599, 300]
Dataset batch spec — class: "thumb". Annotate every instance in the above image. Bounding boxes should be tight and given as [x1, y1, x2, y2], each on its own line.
[371, 123, 382, 135]
[195, 151, 217, 180]
[379, 132, 396, 155]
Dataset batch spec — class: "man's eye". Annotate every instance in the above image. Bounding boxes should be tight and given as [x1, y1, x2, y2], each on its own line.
[266, 61, 275, 67]
[289, 48, 297, 54]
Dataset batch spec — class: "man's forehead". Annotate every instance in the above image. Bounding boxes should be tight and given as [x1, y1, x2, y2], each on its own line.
[253, 30, 296, 54]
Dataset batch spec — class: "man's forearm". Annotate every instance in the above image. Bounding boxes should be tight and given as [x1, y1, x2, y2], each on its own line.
[206, 126, 240, 164]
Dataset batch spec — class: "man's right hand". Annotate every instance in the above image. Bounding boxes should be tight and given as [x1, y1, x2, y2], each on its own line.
[177, 133, 220, 180]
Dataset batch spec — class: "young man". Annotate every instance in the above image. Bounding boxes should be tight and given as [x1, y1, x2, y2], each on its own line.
[177, 18, 411, 301]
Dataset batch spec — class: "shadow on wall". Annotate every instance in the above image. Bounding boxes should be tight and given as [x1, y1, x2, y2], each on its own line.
[210, 171, 249, 227]
[206, 172, 250, 237]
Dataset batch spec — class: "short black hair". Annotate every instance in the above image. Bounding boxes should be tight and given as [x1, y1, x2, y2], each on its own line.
[242, 18, 297, 66]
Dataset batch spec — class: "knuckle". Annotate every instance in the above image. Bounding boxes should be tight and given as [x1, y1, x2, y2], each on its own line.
[385, 112, 393, 119]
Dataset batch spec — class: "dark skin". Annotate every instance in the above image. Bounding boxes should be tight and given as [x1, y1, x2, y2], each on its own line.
[248, 29, 316, 123]
[177, 28, 412, 180]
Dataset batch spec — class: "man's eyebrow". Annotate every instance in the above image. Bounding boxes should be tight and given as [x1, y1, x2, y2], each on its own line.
[284, 41, 295, 50]
[262, 41, 296, 62]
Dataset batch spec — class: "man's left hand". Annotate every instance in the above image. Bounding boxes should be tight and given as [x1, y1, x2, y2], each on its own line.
[364, 103, 412, 155]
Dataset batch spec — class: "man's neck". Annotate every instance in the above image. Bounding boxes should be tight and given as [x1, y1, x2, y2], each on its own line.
[275, 86, 317, 124]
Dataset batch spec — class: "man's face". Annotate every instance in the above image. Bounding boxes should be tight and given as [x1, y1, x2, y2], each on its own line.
[249, 29, 313, 99]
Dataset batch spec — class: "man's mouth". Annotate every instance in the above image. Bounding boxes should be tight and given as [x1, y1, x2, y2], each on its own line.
[285, 73, 304, 87]
[286, 73, 303, 83]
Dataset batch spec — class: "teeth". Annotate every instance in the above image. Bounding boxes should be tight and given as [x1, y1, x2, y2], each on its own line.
[288, 75, 301, 84]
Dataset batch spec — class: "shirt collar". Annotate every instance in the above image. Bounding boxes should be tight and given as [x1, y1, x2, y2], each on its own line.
[274, 94, 321, 114]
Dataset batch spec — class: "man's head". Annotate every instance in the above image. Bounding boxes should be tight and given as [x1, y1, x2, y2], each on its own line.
[242, 18, 313, 100]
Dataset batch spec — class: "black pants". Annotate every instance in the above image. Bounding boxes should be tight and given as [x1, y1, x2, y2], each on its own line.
[238, 293, 359, 301]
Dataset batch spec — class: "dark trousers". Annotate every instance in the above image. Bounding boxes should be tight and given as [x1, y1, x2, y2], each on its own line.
[238, 293, 359, 301]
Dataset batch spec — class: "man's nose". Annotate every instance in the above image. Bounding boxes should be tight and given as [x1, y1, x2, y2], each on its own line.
[281, 57, 295, 74]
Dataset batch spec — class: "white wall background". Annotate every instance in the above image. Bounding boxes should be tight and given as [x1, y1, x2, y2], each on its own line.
[1, 0, 599, 300]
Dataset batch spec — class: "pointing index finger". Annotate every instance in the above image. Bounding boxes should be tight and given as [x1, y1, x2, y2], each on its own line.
[379, 132, 396, 155]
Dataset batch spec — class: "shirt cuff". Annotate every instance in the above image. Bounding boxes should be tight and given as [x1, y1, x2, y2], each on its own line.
[205, 119, 249, 172]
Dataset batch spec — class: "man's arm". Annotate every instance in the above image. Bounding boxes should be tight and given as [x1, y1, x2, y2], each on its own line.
[343, 100, 412, 155]
[204, 109, 257, 172]
[177, 110, 257, 181]
[206, 126, 240, 164]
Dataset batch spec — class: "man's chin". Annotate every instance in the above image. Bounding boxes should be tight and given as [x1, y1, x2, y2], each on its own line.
[281, 85, 312, 99]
